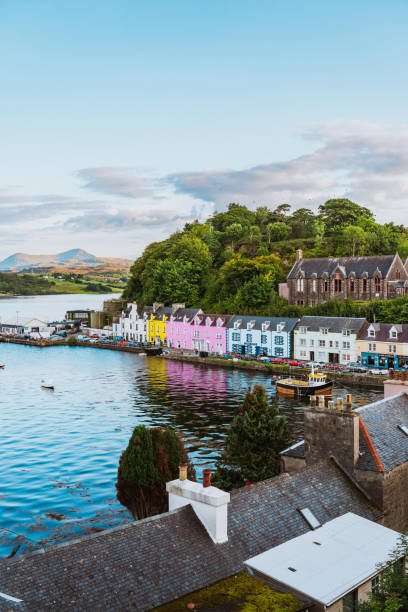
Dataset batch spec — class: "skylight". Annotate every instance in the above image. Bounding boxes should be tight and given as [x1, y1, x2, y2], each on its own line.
[298, 507, 321, 530]
[398, 424, 408, 436]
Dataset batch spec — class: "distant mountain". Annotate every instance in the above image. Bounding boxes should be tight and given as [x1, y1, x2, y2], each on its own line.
[0, 249, 132, 271]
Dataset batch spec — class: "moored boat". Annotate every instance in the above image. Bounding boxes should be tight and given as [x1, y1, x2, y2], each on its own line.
[41, 378, 54, 390]
[276, 369, 333, 397]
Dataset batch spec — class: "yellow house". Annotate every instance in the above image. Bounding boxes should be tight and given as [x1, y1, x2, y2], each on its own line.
[148, 307, 171, 345]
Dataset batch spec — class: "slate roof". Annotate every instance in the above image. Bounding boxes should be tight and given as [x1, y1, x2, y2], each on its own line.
[151, 306, 173, 321]
[296, 316, 366, 333]
[281, 393, 408, 473]
[288, 254, 399, 280]
[171, 307, 202, 322]
[356, 393, 408, 472]
[196, 314, 234, 328]
[358, 321, 408, 343]
[0, 462, 378, 612]
[227, 315, 299, 332]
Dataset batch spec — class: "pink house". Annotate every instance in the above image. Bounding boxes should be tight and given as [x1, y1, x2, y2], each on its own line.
[167, 309, 233, 354]
[166, 307, 203, 350]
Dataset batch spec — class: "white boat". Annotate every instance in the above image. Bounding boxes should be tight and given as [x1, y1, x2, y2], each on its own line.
[41, 378, 54, 390]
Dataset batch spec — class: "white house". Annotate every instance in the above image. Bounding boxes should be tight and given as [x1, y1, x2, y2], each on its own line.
[113, 303, 152, 342]
[226, 316, 298, 357]
[293, 316, 366, 365]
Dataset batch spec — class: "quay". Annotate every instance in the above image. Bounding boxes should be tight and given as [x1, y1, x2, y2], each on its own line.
[0, 336, 162, 355]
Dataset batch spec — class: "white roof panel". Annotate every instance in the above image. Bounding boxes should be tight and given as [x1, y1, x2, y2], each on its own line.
[244, 513, 401, 606]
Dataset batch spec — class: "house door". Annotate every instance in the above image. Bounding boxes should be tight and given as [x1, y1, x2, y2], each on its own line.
[328, 352, 339, 364]
[310, 351, 315, 361]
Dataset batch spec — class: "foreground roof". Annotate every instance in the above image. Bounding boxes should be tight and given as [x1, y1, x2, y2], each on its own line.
[356, 393, 408, 471]
[245, 512, 401, 607]
[288, 255, 397, 279]
[0, 462, 378, 611]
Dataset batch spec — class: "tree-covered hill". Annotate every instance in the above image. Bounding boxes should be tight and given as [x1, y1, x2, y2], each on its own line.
[124, 199, 408, 317]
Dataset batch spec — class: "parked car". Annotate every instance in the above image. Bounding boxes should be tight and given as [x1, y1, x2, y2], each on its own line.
[306, 361, 324, 368]
[368, 368, 388, 375]
[91, 334, 99, 339]
[346, 362, 367, 373]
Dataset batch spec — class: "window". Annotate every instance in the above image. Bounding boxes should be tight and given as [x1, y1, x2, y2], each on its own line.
[232, 344, 240, 353]
[275, 347, 284, 356]
[298, 507, 321, 530]
[398, 424, 408, 436]
[321, 328, 328, 335]
[299, 350, 307, 357]
[312, 278, 317, 293]
[368, 328, 375, 337]
[319, 340, 325, 347]
[334, 278, 342, 292]
[275, 335, 284, 345]
[335, 341, 339, 348]
[371, 575, 380, 590]
[216, 333, 222, 339]
[396, 270, 401, 280]
[299, 327, 306, 334]
[343, 341, 351, 349]
[232, 332, 240, 341]
[350, 277, 355, 292]
[342, 329, 351, 336]
[310, 339, 314, 347]
[343, 353, 351, 361]
[261, 334, 267, 344]
[300, 338, 306, 346]
[375, 276, 381, 293]
[297, 277, 304, 292]
[391, 330, 397, 339]
[324, 279, 328, 292]
[246, 334, 252, 342]
[389, 345, 397, 353]
[329, 341, 333, 348]
[363, 278, 368, 292]
[194, 331, 199, 338]
[368, 343, 376, 351]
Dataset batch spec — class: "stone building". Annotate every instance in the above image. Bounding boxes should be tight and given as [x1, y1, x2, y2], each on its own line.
[281, 250, 408, 306]
[281, 391, 408, 532]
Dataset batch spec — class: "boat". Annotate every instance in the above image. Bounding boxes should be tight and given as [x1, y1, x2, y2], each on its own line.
[41, 378, 54, 390]
[276, 367, 333, 397]
[0, 365, 4, 369]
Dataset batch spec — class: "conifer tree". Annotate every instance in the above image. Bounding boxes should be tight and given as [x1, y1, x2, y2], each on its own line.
[116, 425, 195, 520]
[212, 384, 292, 491]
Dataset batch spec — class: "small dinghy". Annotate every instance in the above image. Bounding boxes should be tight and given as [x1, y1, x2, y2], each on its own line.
[0, 365, 5, 369]
[41, 378, 54, 390]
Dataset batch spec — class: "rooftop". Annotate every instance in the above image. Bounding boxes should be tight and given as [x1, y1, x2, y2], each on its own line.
[0, 462, 378, 611]
[288, 254, 400, 279]
[296, 315, 366, 333]
[245, 512, 401, 607]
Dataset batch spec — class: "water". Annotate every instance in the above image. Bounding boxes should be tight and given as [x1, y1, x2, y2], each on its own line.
[0, 296, 383, 558]
[0, 293, 120, 322]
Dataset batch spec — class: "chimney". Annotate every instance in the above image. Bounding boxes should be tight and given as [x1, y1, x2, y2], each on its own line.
[203, 469, 211, 487]
[153, 302, 164, 313]
[166, 470, 230, 544]
[172, 303, 185, 314]
[296, 248, 303, 262]
[179, 463, 188, 481]
[304, 397, 360, 473]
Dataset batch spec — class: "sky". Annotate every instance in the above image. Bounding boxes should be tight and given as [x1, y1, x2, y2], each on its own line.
[1, 0, 408, 260]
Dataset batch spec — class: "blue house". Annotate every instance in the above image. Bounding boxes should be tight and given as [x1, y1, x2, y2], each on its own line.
[226, 316, 298, 358]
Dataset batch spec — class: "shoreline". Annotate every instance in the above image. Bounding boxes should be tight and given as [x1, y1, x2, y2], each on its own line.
[162, 353, 386, 389]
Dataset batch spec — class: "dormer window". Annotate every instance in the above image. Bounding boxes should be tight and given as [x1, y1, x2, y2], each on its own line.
[375, 277, 381, 293]
[390, 329, 397, 339]
[368, 328, 376, 338]
[277, 323, 285, 332]
[342, 329, 351, 336]
[320, 328, 328, 335]
[297, 277, 304, 292]
[299, 326, 306, 334]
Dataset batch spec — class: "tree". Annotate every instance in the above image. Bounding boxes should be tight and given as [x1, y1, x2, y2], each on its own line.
[358, 534, 408, 611]
[319, 199, 374, 236]
[212, 385, 292, 491]
[265, 221, 290, 243]
[225, 222, 244, 251]
[116, 426, 195, 520]
[339, 225, 367, 256]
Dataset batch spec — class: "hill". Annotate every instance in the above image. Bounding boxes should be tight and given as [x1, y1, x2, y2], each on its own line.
[123, 198, 408, 316]
[0, 249, 132, 272]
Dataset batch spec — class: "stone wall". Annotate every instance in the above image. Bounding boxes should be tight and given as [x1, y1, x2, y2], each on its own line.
[383, 462, 408, 531]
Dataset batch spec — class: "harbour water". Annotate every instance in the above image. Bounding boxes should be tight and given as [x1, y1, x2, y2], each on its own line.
[0, 295, 383, 557]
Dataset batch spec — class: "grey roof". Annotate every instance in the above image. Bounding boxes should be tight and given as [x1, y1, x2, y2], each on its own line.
[283, 393, 408, 473]
[171, 307, 202, 322]
[356, 393, 408, 472]
[152, 306, 173, 321]
[227, 315, 299, 332]
[288, 254, 398, 280]
[296, 316, 366, 333]
[358, 321, 408, 343]
[197, 314, 234, 328]
[0, 462, 378, 612]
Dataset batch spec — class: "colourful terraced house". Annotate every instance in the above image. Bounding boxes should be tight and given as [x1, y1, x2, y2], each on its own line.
[147, 304, 173, 345]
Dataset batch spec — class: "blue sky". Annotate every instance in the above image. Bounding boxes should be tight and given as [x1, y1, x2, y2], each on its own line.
[1, 0, 408, 259]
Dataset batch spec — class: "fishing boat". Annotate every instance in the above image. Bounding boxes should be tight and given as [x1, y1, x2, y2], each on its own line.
[276, 367, 333, 397]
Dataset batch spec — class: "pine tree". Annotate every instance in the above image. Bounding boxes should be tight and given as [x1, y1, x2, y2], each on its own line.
[116, 425, 195, 520]
[212, 384, 292, 491]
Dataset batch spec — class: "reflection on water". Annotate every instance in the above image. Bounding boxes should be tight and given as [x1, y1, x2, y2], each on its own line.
[0, 344, 382, 557]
